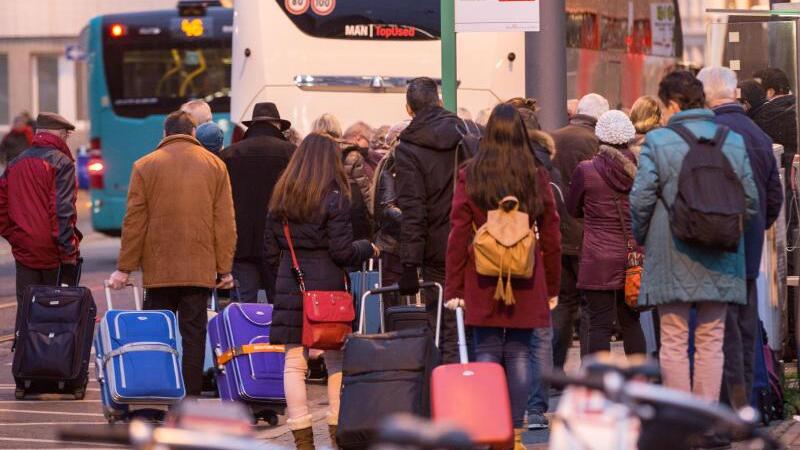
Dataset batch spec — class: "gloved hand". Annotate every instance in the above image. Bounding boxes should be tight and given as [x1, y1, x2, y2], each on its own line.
[108, 270, 130, 290]
[216, 273, 235, 289]
[398, 265, 420, 296]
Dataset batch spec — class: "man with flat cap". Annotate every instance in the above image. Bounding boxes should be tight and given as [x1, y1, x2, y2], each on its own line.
[219, 102, 294, 303]
[107, 110, 236, 396]
[0, 112, 81, 333]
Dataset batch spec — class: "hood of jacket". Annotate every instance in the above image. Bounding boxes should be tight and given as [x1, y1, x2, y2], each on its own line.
[399, 106, 463, 152]
[592, 145, 637, 193]
[31, 132, 72, 161]
[530, 129, 556, 159]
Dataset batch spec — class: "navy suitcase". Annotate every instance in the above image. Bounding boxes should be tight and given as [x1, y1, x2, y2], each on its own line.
[12, 260, 96, 400]
[96, 280, 185, 423]
[350, 259, 382, 334]
[338, 282, 443, 449]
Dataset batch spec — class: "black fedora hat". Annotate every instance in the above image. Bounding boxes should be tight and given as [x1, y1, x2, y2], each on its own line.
[242, 102, 291, 130]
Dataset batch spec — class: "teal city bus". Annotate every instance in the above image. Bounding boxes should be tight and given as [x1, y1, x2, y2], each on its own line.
[81, 1, 232, 235]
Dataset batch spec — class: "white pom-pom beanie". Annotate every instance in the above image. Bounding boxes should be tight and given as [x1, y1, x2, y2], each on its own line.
[595, 110, 636, 146]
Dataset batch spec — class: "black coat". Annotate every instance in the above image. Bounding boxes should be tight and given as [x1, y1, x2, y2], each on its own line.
[395, 106, 463, 269]
[373, 150, 402, 254]
[220, 123, 294, 263]
[263, 189, 373, 345]
[551, 115, 600, 256]
[749, 95, 797, 170]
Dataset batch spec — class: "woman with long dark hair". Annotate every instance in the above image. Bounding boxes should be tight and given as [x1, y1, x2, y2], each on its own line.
[445, 103, 562, 450]
[264, 133, 378, 450]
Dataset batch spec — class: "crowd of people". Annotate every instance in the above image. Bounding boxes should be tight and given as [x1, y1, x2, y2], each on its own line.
[0, 64, 795, 450]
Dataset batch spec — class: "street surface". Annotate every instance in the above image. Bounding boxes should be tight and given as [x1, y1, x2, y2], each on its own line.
[0, 191, 797, 449]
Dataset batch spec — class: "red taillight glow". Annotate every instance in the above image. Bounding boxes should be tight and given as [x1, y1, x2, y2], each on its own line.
[88, 156, 105, 190]
[110, 24, 126, 38]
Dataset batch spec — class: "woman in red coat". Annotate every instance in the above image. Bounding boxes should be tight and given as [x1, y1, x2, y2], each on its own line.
[445, 104, 562, 447]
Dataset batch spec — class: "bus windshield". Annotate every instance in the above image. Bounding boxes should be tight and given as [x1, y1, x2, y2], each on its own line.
[103, 36, 231, 117]
[277, 0, 440, 40]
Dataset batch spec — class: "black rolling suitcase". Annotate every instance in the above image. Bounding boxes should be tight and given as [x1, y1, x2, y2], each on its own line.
[336, 282, 443, 450]
[384, 292, 430, 333]
[12, 260, 96, 399]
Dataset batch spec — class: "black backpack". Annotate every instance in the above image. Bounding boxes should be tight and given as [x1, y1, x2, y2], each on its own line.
[667, 124, 745, 253]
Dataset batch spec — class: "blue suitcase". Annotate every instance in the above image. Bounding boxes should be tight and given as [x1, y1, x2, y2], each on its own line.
[350, 260, 382, 334]
[96, 281, 185, 423]
[208, 302, 286, 424]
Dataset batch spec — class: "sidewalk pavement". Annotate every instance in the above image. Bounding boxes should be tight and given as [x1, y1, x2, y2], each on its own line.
[762, 419, 800, 450]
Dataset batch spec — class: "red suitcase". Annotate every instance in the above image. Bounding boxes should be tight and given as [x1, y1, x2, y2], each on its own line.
[430, 306, 513, 449]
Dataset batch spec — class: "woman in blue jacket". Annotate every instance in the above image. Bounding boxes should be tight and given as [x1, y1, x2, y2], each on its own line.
[629, 71, 758, 416]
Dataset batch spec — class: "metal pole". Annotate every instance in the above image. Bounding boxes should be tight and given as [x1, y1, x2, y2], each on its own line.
[524, 0, 567, 130]
[441, 0, 458, 112]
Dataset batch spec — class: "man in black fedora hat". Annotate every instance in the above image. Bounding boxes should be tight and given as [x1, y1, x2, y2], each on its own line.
[220, 102, 295, 302]
[0, 112, 81, 335]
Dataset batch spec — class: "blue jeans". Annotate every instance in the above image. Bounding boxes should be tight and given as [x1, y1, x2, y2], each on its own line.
[473, 327, 534, 428]
[527, 326, 553, 415]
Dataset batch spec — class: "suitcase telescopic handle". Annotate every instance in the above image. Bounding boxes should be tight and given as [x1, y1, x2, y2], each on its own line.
[455, 307, 469, 364]
[103, 279, 142, 311]
[359, 281, 444, 348]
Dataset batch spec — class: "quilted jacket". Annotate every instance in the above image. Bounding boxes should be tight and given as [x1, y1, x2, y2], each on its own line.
[629, 109, 758, 306]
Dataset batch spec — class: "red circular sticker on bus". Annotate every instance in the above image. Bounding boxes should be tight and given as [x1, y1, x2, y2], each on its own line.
[285, 0, 309, 15]
[311, 0, 335, 16]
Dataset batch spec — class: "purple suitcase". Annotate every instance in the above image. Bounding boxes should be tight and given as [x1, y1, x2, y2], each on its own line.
[208, 303, 286, 424]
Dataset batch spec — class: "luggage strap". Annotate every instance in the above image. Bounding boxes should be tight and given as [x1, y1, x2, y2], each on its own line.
[102, 342, 179, 367]
[216, 343, 285, 366]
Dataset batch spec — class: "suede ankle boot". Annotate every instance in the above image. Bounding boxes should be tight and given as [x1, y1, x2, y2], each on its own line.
[328, 425, 339, 449]
[291, 427, 315, 450]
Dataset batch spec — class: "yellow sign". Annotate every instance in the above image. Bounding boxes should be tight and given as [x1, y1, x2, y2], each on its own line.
[181, 18, 204, 37]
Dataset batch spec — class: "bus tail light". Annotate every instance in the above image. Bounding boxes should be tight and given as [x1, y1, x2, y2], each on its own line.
[88, 138, 105, 190]
[109, 23, 127, 38]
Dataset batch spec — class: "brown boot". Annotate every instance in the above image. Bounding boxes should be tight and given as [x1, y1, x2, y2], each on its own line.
[291, 427, 315, 450]
[513, 428, 527, 450]
[328, 425, 339, 449]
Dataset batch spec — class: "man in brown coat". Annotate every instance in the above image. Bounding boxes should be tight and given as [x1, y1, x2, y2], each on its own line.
[550, 93, 608, 376]
[108, 110, 236, 396]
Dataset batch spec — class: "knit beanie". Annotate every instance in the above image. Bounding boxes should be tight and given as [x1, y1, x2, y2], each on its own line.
[595, 110, 636, 146]
[197, 121, 224, 154]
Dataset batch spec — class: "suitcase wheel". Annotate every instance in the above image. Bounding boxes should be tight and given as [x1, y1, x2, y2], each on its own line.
[104, 412, 116, 424]
[73, 387, 86, 400]
[14, 388, 24, 400]
[254, 411, 279, 426]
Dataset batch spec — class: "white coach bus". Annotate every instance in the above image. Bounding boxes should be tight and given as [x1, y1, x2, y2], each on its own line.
[231, 0, 682, 134]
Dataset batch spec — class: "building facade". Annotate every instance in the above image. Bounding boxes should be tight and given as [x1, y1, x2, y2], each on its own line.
[0, 0, 176, 136]
[679, 0, 771, 66]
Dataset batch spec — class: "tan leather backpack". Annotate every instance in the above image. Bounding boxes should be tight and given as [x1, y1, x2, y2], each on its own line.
[473, 196, 536, 305]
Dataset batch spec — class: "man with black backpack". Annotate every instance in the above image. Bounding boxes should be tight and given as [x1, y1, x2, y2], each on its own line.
[697, 67, 784, 414]
[630, 70, 758, 449]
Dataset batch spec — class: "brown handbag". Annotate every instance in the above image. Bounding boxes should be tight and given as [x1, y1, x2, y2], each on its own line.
[283, 222, 355, 350]
[613, 194, 646, 310]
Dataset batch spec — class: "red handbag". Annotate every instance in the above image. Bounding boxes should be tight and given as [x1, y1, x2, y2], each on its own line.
[283, 222, 355, 350]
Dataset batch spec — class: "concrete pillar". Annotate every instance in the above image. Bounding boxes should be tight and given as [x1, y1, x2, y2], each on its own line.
[524, 0, 567, 131]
